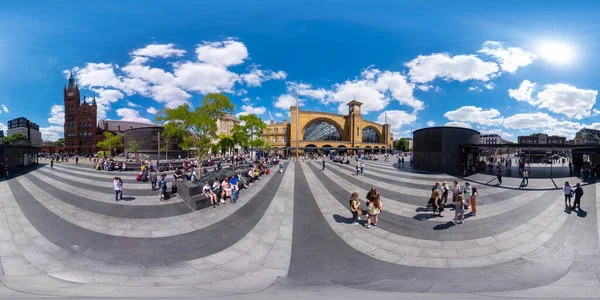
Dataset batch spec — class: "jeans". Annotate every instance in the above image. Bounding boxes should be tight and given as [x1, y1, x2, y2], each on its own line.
[565, 195, 572, 205]
[521, 177, 528, 186]
[115, 190, 119, 201]
[497, 175, 502, 184]
[360, 167, 364, 175]
[352, 211, 358, 222]
[151, 181, 156, 190]
[574, 196, 581, 209]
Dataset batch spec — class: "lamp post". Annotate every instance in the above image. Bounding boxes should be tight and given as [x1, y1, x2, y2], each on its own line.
[295, 90, 299, 163]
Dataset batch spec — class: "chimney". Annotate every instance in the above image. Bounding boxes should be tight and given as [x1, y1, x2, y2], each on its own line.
[282, 120, 287, 125]
[270, 120, 275, 125]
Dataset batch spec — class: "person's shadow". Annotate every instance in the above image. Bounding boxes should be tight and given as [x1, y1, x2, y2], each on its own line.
[433, 222, 455, 230]
[121, 196, 136, 201]
[333, 214, 355, 224]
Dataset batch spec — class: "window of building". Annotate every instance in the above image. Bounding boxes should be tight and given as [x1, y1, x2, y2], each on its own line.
[303, 121, 342, 141]
[267, 129, 271, 134]
[274, 128, 278, 133]
[362, 127, 380, 143]
[284, 127, 287, 133]
[274, 136, 278, 143]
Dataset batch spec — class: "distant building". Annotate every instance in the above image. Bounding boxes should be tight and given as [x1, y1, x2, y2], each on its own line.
[575, 128, 600, 144]
[518, 133, 566, 145]
[479, 133, 509, 145]
[7, 117, 41, 147]
[406, 138, 413, 151]
[0, 130, 4, 139]
[63, 72, 99, 155]
[217, 113, 240, 136]
[40, 140, 58, 154]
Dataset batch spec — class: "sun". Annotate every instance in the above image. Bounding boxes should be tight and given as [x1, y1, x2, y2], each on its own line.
[538, 41, 574, 64]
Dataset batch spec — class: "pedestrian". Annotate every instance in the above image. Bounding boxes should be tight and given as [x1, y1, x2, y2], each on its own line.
[428, 182, 440, 208]
[454, 194, 465, 224]
[441, 181, 449, 205]
[569, 161, 572, 173]
[159, 174, 168, 201]
[322, 158, 326, 170]
[563, 181, 573, 209]
[150, 169, 158, 191]
[229, 175, 239, 203]
[349, 192, 361, 225]
[573, 182, 584, 210]
[463, 182, 472, 210]
[75, 156, 79, 164]
[212, 178, 223, 204]
[452, 181, 461, 203]
[470, 187, 478, 216]
[497, 166, 503, 185]
[521, 169, 529, 187]
[432, 189, 443, 217]
[113, 177, 121, 201]
[365, 187, 382, 229]
[50, 159, 54, 169]
[360, 161, 364, 175]
[118, 177, 123, 200]
[356, 162, 360, 176]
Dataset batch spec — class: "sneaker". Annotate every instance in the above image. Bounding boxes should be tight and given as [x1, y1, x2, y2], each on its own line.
[372, 223, 377, 227]
[352, 222, 359, 225]
[220, 199, 225, 204]
[366, 225, 371, 229]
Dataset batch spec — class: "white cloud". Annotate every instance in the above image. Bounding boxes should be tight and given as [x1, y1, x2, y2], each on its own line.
[126, 100, 140, 108]
[405, 53, 499, 83]
[468, 86, 482, 92]
[416, 84, 439, 92]
[444, 106, 503, 126]
[146, 107, 158, 114]
[478, 41, 537, 73]
[48, 105, 65, 125]
[274, 94, 302, 110]
[508, 80, 597, 119]
[502, 112, 556, 129]
[535, 83, 597, 120]
[427, 121, 435, 127]
[115, 108, 152, 124]
[1, 105, 8, 113]
[0, 123, 6, 131]
[240, 68, 287, 87]
[235, 105, 267, 118]
[445, 121, 472, 128]
[150, 85, 191, 108]
[377, 110, 417, 130]
[174, 61, 238, 94]
[93, 89, 125, 119]
[485, 82, 495, 90]
[40, 125, 64, 141]
[480, 129, 513, 138]
[131, 43, 186, 58]
[508, 80, 537, 103]
[242, 97, 251, 104]
[196, 39, 248, 67]
[275, 112, 283, 118]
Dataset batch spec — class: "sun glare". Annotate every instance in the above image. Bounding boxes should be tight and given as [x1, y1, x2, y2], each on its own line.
[538, 41, 574, 64]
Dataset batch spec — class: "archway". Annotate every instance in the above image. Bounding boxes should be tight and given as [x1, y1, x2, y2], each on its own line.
[362, 127, 380, 143]
[304, 144, 318, 155]
[374, 146, 380, 154]
[303, 120, 342, 141]
[365, 146, 372, 154]
[336, 145, 347, 155]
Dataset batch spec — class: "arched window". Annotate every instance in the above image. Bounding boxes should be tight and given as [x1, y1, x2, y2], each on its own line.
[303, 121, 341, 141]
[362, 127, 379, 143]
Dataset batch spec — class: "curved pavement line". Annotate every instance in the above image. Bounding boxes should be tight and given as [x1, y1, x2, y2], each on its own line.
[6, 165, 286, 265]
[16, 173, 273, 237]
[28, 170, 182, 206]
[332, 161, 495, 191]
[37, 166, 160, 190]
[0, 167, 293, 292]
[284, 163, 581, 293]
[303, 162, 569, 265]
[321, 161, 506, 199]
[314, 162, 543, 219]
[24, 173, 191, 218]
[345, 160, 464, 182]
[307, 162, 561, 241]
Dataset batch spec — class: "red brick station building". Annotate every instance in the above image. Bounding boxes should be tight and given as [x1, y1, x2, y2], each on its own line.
[63, 72, 100, 155]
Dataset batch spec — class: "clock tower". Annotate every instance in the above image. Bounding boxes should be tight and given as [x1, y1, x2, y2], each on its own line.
[63, 72, 98, 155]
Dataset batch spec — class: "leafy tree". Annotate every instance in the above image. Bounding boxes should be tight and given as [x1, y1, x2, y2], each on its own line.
[238, 114, 267, 152]
[3, 133, 28, 143]
[96, 131, 124, 155]
[126, 138, 141, 154]
[231, 124, 249, 150]
[263, 140, 274, 156]
[55, 138, 65, 147]
[217, 135, 235, 154]
[395, 138, 409, 151]
[210, 143, 220, 154]
[155, 93, 234, 158]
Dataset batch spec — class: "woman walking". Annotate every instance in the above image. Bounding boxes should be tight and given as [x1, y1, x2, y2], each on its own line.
[452, 181, 461, 203]
[563, 181, 573, 209]
[432, 189, 443, 217]
[349, 192, 361, 225]
[454, 194, 465, 224]
[365, 187, 382, 228]
[356, 163, 360, 176]
[441, 182, 449, 205]
[470, 187, 478, 216]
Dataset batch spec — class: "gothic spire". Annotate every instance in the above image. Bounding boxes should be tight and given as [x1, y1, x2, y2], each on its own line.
[83, 95, 87, 104]
[92, 96, 96, 106]
[68, 72, 75, 89]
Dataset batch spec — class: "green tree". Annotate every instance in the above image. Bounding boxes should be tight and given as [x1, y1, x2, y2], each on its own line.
[126, 138, 141, 160]
[231, 124, 249, 150]
[3, 133, 29, 144]
[96, 132, 124, 155]
[210, 143, 220, 154]
[155, 93, 234, 158]
[238, 114, 267, 153]
[394, 138, 409, 151]
[55, 138, 64, 147]
[217, 135, 235, 154]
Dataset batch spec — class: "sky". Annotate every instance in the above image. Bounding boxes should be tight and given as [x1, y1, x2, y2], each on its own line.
[1, 0, 600, 141]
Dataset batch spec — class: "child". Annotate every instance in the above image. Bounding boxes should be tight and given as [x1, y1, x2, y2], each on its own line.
[349, 192, 361, 225]
[563, 181, 573, 209]
[454, 194, 465, 224]
[573, 182, 584, 210]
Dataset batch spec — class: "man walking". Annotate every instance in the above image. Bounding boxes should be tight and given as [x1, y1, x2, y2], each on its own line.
[521, 169, 528, 187]
[322, 158, 326, 170]
[497, 166, 503, 185]
[150, 169, 158, 191]
[113, 177, 121, 201]
[573, 182, 584, 210]
[75, 156, 79, 164]
[50, 159, 54, 169]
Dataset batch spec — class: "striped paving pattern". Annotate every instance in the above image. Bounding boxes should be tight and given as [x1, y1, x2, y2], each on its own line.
[1, 159, 600, 298]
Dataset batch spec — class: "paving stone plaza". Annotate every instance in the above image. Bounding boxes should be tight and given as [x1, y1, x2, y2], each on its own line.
[2, 158, 600, 299]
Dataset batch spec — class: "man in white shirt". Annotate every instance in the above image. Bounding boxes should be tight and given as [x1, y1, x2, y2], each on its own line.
[452, 181, 461, 203]
[521, 170, 529, 187]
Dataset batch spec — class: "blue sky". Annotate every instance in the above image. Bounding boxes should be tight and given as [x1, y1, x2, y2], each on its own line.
[2, 0, 600, 141]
